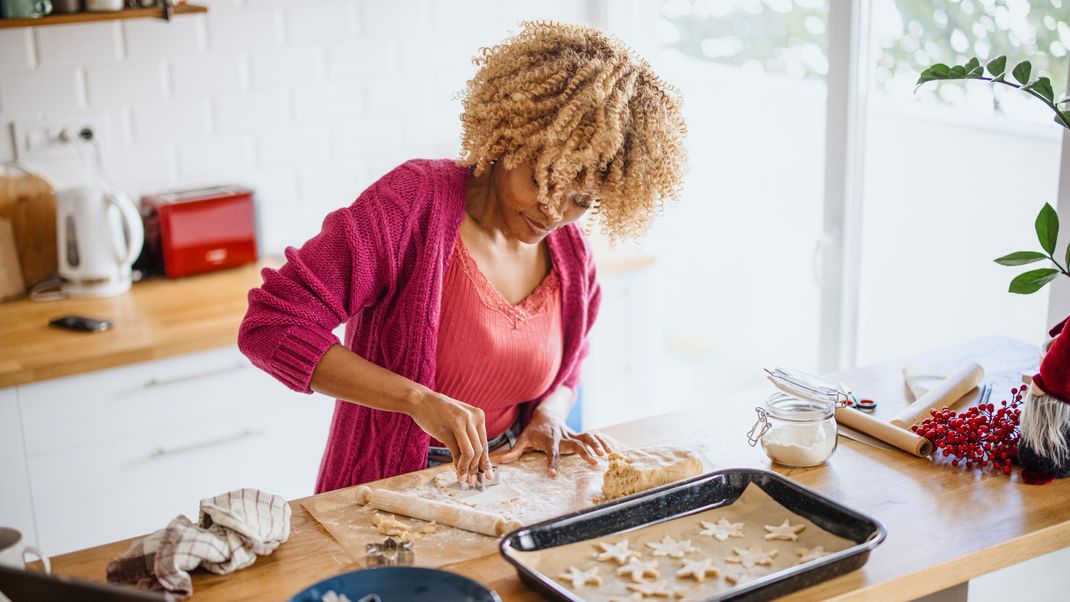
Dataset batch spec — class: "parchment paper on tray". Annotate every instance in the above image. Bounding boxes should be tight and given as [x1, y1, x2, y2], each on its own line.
[302, 452, 611, 568]
[510, 482, 856, 601]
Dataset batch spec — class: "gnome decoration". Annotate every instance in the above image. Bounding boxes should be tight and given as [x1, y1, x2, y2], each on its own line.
[1018, 318, 1070, 482]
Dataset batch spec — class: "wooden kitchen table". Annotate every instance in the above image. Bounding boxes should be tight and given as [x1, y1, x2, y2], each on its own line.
[40, 336, 1070, 601]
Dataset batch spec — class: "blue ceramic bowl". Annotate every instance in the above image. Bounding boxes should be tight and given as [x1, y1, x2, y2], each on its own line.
[289, 566, 501, 602]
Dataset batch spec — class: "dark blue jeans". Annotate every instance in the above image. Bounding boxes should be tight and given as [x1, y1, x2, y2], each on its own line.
[427, 417, 522, 468]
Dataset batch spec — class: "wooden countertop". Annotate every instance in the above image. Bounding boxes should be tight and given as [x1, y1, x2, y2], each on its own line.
[43, 336, 1070, 600]
[0, 254, 650, 390]
[0, 261, 275, 388]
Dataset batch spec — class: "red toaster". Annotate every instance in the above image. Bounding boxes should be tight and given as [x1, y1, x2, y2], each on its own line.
[140, 186, 258, 278]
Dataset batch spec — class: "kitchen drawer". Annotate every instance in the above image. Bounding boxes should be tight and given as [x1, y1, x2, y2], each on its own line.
[19, 346, 300, 457]
[29, 396, 334, 555]
[0, 387, 36, 547]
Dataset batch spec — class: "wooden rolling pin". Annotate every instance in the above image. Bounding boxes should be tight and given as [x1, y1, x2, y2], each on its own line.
[889, 363, 984, 429]
[836, 406, 933, 457]
[355, 486, 521, 537]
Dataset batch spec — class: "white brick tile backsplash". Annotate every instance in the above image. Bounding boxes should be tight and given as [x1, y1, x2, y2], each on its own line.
[330, 117, 404, 158]
[359, 0, 432, 36]
[326, 38, 398, 80]
[35, 22, 121, 67]
[284, 2, 356, 45]
[206, 8, 281, 52]
[132, 100, 210, 145]
[213, 92, 289, 133]
[85, 60, 166, 107]
[298, 160, 367, 207]
[397, 33, 471, 73]
[431, 0, 501, 31]
[362, 75, 433, 115]
[250, 46, 324, 89]
[123, 15, 206, 59]
[170, 53, 246, 98]
[292, 84, 361, 123]
[0, 67, 82, 116]
[102, 144, 177, 195]
[256, 128, 328, 169]
[0, 30, 33, 70]
[177, 135, 253, 180]
[237, 168, 298, 210]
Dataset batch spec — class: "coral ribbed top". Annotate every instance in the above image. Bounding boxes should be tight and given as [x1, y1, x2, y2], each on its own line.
[434, 233, 563, 441]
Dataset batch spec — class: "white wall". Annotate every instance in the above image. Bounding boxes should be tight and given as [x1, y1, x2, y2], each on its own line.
[0, 0, 591, 253]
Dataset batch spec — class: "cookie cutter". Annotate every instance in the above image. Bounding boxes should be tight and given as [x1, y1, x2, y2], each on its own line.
[460, 445, 500, 491]
[365, 537, 414, 566]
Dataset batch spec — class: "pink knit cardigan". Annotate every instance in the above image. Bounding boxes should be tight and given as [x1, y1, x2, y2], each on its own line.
[237, 159, 601, 492]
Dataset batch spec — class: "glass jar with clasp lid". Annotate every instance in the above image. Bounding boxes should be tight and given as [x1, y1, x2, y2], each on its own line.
[746, 368, 853, 467]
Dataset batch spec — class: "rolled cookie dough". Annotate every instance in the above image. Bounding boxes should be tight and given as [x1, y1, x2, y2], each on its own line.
[596, 446, 703, 502]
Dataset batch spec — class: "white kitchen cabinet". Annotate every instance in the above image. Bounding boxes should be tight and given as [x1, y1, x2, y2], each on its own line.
[582, 264, 656, 430]
[0, 388, 36, 548]
[12, 346, 334, 555]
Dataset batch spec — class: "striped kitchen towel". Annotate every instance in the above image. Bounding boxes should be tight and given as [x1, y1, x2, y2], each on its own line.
[106, 488, 292, 597]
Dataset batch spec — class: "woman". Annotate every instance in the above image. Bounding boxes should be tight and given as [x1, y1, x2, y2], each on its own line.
[238, 22, 686, 492]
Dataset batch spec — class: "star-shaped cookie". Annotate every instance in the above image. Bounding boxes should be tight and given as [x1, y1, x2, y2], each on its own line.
[725, 545, 779, 569]
[616, 558, 660, 583]
[698, 518, 745, 541]
[625, 581, 686, 599]
[594, 539, 640, 565]
[645, 535, 698, 558]
[675, 557, 720, 582]
[794, 545, 828, 565]
[763, 518, 806, 541]
[559, 565, 603, 587]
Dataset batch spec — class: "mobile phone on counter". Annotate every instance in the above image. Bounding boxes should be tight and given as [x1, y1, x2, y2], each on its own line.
[49, 315, 113, 333]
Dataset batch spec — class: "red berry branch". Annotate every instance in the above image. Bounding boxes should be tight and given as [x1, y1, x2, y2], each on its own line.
[910, 387, 1025, 475]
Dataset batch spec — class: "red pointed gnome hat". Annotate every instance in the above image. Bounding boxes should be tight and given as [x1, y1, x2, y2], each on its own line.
[1034, 317, 1069, 404]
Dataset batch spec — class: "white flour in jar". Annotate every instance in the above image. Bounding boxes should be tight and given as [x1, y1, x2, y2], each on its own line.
[761, 423, 836, 466]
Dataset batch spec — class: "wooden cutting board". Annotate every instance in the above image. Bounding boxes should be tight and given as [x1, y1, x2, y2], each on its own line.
[0, 218, 25, 301]
[0, 168, 57, 290]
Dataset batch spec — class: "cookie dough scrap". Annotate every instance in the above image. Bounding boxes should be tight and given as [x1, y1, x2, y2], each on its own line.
[595, 539, 640, 565]
[794, 545, 828, 565]
[645, 535, 698, 559]
[676, 557, 720, 582]
[725, 545, 779, 569]
[763, 519, 806, 541]
[616, 558, 660, 583]
[698, 518, 745, 541]
[625, 581, 687, 599]
[371, 513, 434, 540]
[596, 446, 703, 502]
[371, 513, 412, 539]
[559, 566, 603, 588]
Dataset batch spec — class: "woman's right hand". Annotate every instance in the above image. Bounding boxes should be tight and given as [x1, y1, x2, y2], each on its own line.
[406, 389, 491, 485]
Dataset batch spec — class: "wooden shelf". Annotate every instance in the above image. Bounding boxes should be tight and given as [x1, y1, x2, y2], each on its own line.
[0, 4, 206, 29]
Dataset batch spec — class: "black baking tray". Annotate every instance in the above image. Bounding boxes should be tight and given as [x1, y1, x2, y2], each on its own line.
[499, 468, 886, 601]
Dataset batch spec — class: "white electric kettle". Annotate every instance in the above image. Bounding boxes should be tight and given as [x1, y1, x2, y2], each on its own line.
[55, 186, 144, 297]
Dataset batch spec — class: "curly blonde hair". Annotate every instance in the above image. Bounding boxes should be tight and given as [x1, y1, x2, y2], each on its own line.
[458, 21, 687, 242]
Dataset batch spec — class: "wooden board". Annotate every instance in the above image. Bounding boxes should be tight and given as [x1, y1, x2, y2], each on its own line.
[0, 219, 26, 300]
[36, 336, 1070, 602]
[0, 169, 57, 289]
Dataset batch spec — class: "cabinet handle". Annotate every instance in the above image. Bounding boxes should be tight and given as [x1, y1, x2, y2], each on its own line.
[143, 362, 248, 388]
[149, 428, 263, 459]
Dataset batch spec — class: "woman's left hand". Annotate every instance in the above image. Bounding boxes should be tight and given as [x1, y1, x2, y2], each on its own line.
[497, 405, 615, 476]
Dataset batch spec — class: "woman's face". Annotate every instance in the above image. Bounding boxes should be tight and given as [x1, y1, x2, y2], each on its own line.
[492, 163, 594, 244]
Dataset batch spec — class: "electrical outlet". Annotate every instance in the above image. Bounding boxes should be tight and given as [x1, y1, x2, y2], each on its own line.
[12, 116, 107, 162]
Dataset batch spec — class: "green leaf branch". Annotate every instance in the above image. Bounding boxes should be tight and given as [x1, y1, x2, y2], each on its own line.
[916, 56, 1070, 130]
[994, 203, 1070, 295]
